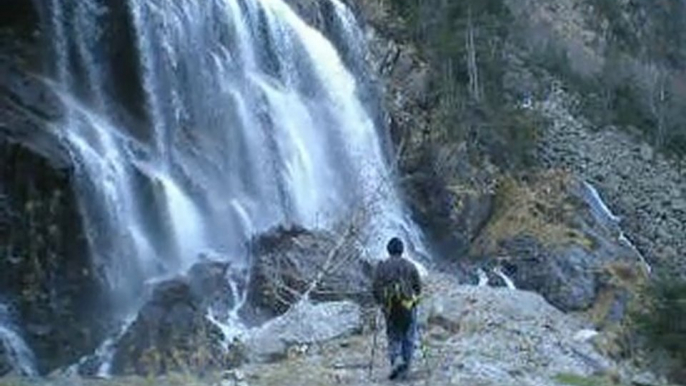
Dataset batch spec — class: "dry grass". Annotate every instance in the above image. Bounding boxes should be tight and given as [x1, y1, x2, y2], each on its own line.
[585, 261, 647, 324]
[472, 169, 594, 255]
[604, 262, 647, 289]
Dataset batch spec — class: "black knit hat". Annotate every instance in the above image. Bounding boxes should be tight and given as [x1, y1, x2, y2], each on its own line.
[386, 237, 404, 256]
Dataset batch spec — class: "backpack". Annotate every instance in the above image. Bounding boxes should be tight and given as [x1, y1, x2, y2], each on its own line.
[381, 279, 418, 312]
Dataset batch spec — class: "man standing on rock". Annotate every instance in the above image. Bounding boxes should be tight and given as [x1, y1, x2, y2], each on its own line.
[372, 237, 422, 380]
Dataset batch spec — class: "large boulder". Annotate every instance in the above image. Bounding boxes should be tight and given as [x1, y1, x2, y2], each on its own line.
[497, 237, 598, 311]
[243, 225, 373, 322]
[422, 283, 615, 386]
[111, 260, 241, 375]
[244, 300, 362, 362]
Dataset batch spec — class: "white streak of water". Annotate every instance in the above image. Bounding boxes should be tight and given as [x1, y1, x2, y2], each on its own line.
[619, 233, 652, 275]
[0, 305, 37, 376]
[573, 329, 599, 342]
[493, 266, 517, 290]
[477, 269, 489, 287]
[582, 181, 620, 223]
[582, 182, 651, 275]
[96, 316, 136, 378]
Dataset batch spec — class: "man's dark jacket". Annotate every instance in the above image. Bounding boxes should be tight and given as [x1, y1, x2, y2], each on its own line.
[372, 255, 421, 331]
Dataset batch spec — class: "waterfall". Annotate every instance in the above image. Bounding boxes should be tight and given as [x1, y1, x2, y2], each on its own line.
[581, 181, 652, 274]
[44, 0, 424, 318]
[0, 304, 37, 376]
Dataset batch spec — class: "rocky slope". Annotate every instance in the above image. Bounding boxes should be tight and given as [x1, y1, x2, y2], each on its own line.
[0, 273, 669, 386]
[536, 91, 686, 276]
[232, 277, 634, 386]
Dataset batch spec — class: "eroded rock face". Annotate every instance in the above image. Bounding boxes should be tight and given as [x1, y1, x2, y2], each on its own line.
[0, 103, 109, 375]
[243, 225, 373, 322]
[0, 0, 112, 375]
[111, 261, 241, 376]
[471, 171, 646, 323]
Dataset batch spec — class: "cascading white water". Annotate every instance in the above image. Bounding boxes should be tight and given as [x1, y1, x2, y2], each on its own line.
[46, 0, 425, 320]
[0, 304, 37, 376]
[581, 181, 652, 274]
[492, 266, 517, 290]
[581, 181, 620, 226]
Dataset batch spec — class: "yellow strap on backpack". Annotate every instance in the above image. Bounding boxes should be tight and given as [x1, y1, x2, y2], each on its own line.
[400, 294, 419, 309]
[384, 283, 419, 310]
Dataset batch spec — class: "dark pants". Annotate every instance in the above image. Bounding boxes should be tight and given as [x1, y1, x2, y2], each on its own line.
[385, 306, 418, 368]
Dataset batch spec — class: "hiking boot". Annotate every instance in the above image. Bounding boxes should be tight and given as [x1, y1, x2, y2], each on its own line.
[388, 362, 409, 381]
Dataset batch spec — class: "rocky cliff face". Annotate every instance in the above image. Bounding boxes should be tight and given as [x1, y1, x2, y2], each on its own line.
[346, 0, 686, 280]
[0, 0, 110, 375]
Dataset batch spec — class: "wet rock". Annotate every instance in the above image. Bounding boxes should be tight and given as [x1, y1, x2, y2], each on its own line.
[400, 143, 497, 261]
[0, 1, 112, 374]
[111, 273, 238, 376]
[0, 138, 109, 374]
[499, 237, 598, 311]
[283, 0, 326, 29]
[244, 225, 373, 322]
[99, 0, 150, 140]
[0, 344, 10, 377]
[187, 258, 238, 321]
[409, 174, 495, 259]
[245, 301, 362, 362]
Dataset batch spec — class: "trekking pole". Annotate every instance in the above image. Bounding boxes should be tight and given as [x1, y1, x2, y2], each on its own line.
[417, 316, 432, 383]
[416, 310, 431, 384]
[368, 308, 380, 379]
